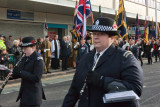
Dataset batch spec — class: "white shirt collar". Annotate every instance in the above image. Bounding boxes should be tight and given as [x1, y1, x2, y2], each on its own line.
[95, 47, 108, 57]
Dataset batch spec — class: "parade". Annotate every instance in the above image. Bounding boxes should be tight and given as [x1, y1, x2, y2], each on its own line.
[0, 0, 160, 107]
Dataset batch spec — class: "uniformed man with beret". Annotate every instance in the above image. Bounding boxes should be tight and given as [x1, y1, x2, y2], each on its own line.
[41, 35, 51, 73]
[62, 17, 143, 107]
[12, 37, 46, 107]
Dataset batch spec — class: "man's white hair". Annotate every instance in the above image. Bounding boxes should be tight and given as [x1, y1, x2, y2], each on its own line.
[13, 40, 19, 45]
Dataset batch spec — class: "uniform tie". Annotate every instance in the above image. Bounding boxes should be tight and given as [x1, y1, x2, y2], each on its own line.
[96, 53, 100, 59]
[93, 53, 100, 67]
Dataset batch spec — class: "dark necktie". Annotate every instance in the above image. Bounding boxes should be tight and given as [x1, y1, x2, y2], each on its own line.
[96, 53, 100, 59]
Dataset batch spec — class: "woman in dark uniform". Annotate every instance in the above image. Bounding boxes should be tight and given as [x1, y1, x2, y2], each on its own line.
[12, 37, 46, 107]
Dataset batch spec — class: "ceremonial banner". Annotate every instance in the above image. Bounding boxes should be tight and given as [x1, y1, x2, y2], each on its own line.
[151, 18, 156, 39]
[144, 17, 149, 45]
[118, 0, 128, 38]
[135, 14, 141, 42]
[99, 5, 102, 17]
[157, 22, 160, 39]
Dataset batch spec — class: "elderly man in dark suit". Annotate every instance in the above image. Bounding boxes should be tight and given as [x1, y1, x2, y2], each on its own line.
[62, 17, 143, 107]
[61, 36, 71, 71]
[129, 39, 139, 59]
[118, 37, 124, 48]
[12, 37, 46, 107]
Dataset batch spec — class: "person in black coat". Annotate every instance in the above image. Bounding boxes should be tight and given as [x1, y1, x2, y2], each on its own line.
[61, 36, 71, 71]
[62, 17, 143, 107]
[76, 39, 88, 66]
[129, 39, 139, 59]
[85, 36, 92, 52]
[153, 40, 159, 62]
[12, 37, 46, 107]
[118, 37, 124, 48]
[11, 40, 22, 66]
[145, 43, 153, 64]
[137, 40, 144, 66]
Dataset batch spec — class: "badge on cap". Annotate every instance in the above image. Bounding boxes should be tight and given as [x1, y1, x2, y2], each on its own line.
[95, 20, 99, 25]
[112, 24, 118, 31]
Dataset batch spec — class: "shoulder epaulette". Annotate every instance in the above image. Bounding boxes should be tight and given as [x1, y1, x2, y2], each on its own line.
[37, 56, 43, 60]
[123, 51, 132, 58]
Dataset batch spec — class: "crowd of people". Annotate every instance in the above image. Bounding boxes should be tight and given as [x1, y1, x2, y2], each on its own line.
[0, 35, 22, 80]
[0, 17, 145, 107]
[0, 30, 159, 80]
[116, 37, 160, 66]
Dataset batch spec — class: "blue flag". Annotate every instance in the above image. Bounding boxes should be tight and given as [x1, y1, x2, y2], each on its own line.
[118, 0, 128, 38]
[151, 18, 156, 39]
[135, 14, 141, 41]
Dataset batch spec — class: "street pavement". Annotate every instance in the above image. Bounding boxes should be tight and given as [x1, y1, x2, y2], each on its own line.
[0, 60, 160, 107]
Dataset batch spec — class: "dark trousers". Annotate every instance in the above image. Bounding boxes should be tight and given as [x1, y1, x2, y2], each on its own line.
[0, 70, 8, 80]
[147, 53, 152, 64]
[62, 56, 68, 70]
[51, 58, 59, 69]
[19, 103, 40, 107]
[138, 55, 143, 66]
[154, 51, 159, 62]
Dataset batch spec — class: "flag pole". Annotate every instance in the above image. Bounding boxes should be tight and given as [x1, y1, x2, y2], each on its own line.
[155, 0, 158, 38]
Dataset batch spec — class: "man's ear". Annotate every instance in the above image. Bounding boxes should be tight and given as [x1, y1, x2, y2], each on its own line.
[111, 36, 116, 41]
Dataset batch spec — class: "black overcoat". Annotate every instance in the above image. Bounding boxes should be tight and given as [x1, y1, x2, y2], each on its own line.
[62, 45, 143, 107]
[16, 51, 46, 105]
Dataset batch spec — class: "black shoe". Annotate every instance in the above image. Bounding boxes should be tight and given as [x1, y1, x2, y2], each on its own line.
[47, 71, 51, 73]
[62, 69, 65, 71]
[43, 72, 47, 74]
[141, 62, 143, 66]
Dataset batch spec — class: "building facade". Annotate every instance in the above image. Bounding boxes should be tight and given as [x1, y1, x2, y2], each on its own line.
[0, 0, 160, 39]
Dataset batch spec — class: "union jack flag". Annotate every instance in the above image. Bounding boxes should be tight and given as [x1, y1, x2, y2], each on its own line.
[75, 0, 92, 39]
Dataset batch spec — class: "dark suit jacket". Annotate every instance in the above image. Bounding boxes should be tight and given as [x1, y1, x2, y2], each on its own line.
[130, 45, 139, 59]
[77, 43, 88, 61]
[118, 41, 124, 48]
[61, 41, 71, 57]
[85, 42, 91, 52]
[16, 51, 46, 105]
[62, 45, 143, 107]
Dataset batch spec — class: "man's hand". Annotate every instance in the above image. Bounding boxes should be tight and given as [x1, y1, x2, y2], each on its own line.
[86, 71, 104, 88]
[52, 52, 55, 56]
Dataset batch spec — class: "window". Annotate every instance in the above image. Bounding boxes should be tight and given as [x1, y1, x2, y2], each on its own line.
[128, 0, 146, 5]
[157, 2, 160, 10]
[148, 0, 155, 8]
[140, 0, 146, 5]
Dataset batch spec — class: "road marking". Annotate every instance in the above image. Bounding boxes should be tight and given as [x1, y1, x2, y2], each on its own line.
[1, 73, 74, 94]
[4, 73, 74, 88]
[141, 92, 160, 105]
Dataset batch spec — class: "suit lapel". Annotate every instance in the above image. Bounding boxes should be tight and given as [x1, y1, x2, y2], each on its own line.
[95, 44, 116, 69]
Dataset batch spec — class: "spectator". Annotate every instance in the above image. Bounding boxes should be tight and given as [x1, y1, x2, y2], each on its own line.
[41, 36, 52, 73]
[51, 35, 60, 69]
[76, 38, 88, 65]
[0, 35, 6, 54]
[0, 49, 10, 80]
[6, 35, 13, 54]
[61, 36, 71, 71]
[11, 40, 22, 66]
